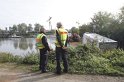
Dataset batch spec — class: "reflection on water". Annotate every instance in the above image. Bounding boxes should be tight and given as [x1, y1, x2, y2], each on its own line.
[19, 38, 29, 50]
[13, 39, 18, 49]
[12, 38, 34, 50]
[29, 42, 33, 50]
[0, 37, 55, 55]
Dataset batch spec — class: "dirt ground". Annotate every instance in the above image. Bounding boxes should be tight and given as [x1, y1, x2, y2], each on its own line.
[0, 63, 124, 82]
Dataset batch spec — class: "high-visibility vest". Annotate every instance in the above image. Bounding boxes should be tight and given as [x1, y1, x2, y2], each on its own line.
[55, 27, 68, 47]
[36, 33, 45, 49]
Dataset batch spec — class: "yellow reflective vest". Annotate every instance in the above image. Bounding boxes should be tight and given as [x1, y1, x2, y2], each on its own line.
[55, 27, 68, 47]
[36, 33, 46, 49]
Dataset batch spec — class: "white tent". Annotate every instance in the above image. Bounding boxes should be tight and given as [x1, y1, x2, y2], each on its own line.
[82, 33, 117, 50]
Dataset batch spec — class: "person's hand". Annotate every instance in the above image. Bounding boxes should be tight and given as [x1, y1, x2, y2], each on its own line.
[48, 49, 53, 54]
[62, 46, 67, 50]
[50, 48, 53, 51]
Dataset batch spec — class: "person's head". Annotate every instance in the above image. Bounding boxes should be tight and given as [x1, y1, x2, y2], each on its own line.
[56, 22, 62, 28]
[39, 27, 45, 34]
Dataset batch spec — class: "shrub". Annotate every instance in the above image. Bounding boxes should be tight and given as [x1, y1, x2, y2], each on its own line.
[0, 45, 124, 76]
[0, 53, 15, 63]
[22, 53, 39, 65]
[68, 45, 124, 75]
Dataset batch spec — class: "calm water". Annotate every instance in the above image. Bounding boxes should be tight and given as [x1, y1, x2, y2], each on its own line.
[0, 37, 55, 55]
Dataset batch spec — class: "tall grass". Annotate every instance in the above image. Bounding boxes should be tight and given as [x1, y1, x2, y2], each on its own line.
[0, 52, 39, 64]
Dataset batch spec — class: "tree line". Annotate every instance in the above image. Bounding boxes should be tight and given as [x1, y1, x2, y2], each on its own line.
[8, 23, 44, 33]
[69, 6, 124, 49]
[1, 6, 124, 48]
[0, 23, 46, 37]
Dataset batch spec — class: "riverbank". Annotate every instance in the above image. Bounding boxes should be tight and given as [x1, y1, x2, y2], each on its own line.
[0, 45, 124, 76]
[0, 63, 124, 82]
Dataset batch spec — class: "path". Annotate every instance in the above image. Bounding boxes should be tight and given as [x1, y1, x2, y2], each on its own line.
[0, 63, 124, 82]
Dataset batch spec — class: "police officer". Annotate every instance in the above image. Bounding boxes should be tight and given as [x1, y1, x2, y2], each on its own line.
[36, 27, 51, 73]
[55, 22, 68, 74]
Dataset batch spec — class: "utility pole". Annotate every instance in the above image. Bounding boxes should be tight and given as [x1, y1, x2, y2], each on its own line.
[47, 16, 52, 30]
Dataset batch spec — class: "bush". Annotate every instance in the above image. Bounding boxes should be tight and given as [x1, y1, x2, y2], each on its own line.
[0, 45, 124, 76]
[0, 52, 39, 65]
[0, 53, 15, 63]
[67, 45, 124, 76]
[23, 53, 39, 65]
[102, 49, 124, 67]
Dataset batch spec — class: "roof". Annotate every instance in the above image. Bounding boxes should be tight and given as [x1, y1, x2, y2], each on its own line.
[84, 33, 117, 43]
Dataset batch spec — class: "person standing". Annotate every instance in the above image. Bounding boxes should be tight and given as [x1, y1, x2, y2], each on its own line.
[36, 28, 51, 73]
[55, 22, 68, 74]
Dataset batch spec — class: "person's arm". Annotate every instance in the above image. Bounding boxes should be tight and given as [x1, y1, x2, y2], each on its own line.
[56, 30, 63, 47]
[42, 36, 50, 51]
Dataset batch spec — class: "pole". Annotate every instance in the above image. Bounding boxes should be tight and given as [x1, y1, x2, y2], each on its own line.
[47, 16, 53, 49]
[47, 16, 52, 30]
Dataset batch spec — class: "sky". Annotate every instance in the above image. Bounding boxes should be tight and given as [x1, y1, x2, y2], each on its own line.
[0, 0, 124, 30]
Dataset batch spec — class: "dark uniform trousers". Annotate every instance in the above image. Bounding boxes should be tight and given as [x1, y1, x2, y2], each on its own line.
[56, 47, 68, 72]
[39, 49, 48, 72]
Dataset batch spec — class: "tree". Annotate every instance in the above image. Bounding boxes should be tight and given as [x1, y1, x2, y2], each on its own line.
[79, 24, 92, 36]
[9, 27, 12, 32]
[18, 23, 28, 34]
[12, 25, 18, 33]
[5, 27, 7, 31]
[90, 9, 124, 49]
[70, 27, 79, 34]
[111, 6, 124, 49]
[91, 11, 114, 35]
[34, 23, 44, 32]
[119, 6, 124, 23]
[27, 24, 33, 32]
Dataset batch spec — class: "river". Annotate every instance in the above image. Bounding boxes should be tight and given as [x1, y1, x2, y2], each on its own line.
[0, 37, 55, 55]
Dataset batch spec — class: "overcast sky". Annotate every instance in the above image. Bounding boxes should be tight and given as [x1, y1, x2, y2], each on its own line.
[0, 0, 124, 30]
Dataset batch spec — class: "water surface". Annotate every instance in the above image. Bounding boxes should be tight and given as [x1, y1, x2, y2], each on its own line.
[0, 37, 55, 55]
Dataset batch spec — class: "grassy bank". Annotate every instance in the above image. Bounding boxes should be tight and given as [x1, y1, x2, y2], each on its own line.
[0, 45, 124, 76]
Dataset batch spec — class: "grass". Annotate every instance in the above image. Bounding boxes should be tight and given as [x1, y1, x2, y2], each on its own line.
[0, 45, 124, 76]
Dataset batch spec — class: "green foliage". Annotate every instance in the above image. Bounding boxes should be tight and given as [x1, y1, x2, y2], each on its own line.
[79, 24, 92, 36]
[18, 23, 28, 34]
[0, 45, 124, 76]
[70, 27, 79, 34]
[102, 49, 124, 67]
[34, 23, 44, 32]
[91, 11, 114, 33]
[67, 45, 124, 75]
[22, 53, 39, 65]
[12, 25, 18, 33]
[27, 24, 33, 32]
[0, 53, 15, 63]
[89, 9, 124, 49]
[0, 52, 39, 65]
[47, 51, 56, 71]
